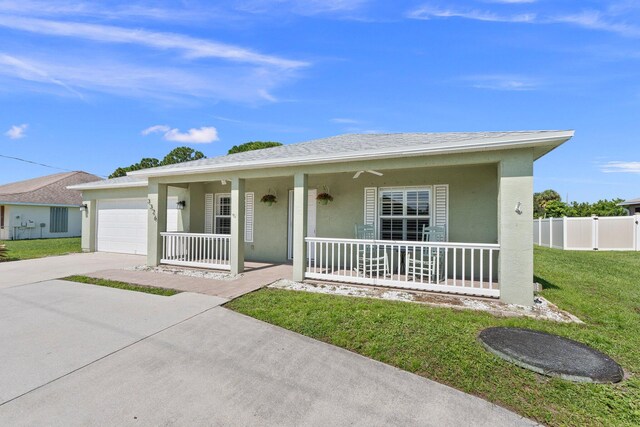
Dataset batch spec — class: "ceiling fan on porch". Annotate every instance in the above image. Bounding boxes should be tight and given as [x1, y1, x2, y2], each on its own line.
[352, 170, 384, 179]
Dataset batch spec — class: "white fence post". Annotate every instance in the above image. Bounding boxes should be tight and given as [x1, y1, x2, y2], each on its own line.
[633, 214, 640, 251]
[538, 218, 542, 245]
[562, 216, 568, 250]
[549, 217, 553, 248]
[592, 215, 598, 250]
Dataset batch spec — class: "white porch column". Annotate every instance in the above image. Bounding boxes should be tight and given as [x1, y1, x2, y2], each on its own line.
[292, 172, 308, 282]
[230, 177, 245, 275]
[81, 199, 96, 252]
[498, 151, 534, 306]
[147, 181, 167, 266]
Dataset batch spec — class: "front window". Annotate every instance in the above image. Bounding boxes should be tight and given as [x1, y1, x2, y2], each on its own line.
[379, 187, 430, 241]
[215, 194, 231, 234]
[50, 207, 69, 233]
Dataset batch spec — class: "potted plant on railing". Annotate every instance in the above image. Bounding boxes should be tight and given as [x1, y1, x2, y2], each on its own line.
[261, 193, 277, 206]
[316, 191, 334, 205]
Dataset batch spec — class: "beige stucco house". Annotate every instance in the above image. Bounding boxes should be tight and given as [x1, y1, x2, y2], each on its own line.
[70, 131, 574, 306]
[0, 171, 100, 240]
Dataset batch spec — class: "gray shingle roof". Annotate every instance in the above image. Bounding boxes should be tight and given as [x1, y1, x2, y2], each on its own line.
[620, 197, 640, 206]
[71, 130, 574, 190]
[133, 130, 572, 176]
[0, 171, 102, 205]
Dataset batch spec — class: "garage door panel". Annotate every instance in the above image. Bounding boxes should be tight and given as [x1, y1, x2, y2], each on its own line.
[97, 199, 148, 255]
[97, 198, 179, 255]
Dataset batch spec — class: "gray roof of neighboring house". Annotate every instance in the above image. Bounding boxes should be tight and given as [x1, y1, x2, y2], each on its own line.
[619, 197, 640, 206]
[0, 171, 102, 205]
[70, 130, 574, 190]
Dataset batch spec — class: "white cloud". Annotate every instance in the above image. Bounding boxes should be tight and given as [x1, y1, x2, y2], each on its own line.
[142, 125, 219, 144]
[463, 74, 540, 91]
[141, 125, 170, 135]
[485, 0, 536, 4]
[237, 0, 368, 16]
[552, 11, 640, 38]
[408, 4, 640, 38]
[331, 117, 360, 124]
[600, 161, 640, 174]
[0, 0, 223, 22]
[0, 15, 307, 69]
[0, 52, 296, 103]
[408, 6, 536, 23]
[5, 124, 28, 139]
[0, 53, 84, 98]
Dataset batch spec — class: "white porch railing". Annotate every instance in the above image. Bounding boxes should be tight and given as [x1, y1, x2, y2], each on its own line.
[161, 232, 230, 270]
[305, 237, 500, 298]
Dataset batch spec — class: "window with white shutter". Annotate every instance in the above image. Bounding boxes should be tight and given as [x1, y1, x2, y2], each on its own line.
[363, 187, 377, 233]
[204, 193, 214, 233]
[433, 184, 449, 239]
[378, 187, 431, 241]
[245, 192, 254, 242]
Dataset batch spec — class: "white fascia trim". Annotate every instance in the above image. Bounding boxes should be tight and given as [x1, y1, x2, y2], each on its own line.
[67, 180, 148, 190]
[0, 201, 82, 207]
[130, 131, 575, 178]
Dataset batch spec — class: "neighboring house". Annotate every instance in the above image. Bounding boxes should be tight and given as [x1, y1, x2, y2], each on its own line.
[0, 171, 101, 241]
[70, 131, 574, 306]
[619, 197, 640, 215]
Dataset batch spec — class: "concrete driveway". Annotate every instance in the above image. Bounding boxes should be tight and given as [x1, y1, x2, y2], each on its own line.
[0, 261, 535, 426]
[0, 252, 144, 289]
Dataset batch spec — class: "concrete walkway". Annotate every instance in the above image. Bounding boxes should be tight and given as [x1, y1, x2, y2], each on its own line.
[86, 262, 293, 299]
[0, 252, 144, 289]
[0, 279, 535, 426]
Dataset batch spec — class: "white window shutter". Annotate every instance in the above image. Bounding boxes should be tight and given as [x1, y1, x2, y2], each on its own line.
[363, 187, 377, 233]
[245, 192, 254, 243]
[434, 185, 449, 239]
[204, 193, 214, 234]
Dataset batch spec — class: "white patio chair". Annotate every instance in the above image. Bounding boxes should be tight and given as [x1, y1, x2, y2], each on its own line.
[354, 224, 390, 278]
[406, 225, 446, 283]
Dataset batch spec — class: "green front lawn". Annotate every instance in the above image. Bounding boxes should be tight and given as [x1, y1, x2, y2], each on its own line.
[227, 247, 640, 426]
[0, 237, 81, 261]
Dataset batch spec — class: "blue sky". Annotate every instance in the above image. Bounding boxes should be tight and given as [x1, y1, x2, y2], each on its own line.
[1, 0, 639, 202]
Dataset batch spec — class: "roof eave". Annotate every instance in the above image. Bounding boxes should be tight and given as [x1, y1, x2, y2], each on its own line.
[129, 131, 575, 179]
[66, 180, 148, 191]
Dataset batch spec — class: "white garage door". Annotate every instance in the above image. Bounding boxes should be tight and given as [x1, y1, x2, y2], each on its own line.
[97, 198, 179, 255]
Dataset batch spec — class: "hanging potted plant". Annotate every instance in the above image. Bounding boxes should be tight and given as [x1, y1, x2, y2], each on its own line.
[316, 187, 334, 205]
[261, 191, 277, 206]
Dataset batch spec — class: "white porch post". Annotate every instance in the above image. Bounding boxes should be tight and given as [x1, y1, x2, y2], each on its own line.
[292, 172, 308, 282]
[498, 151, 534, 306]
[81, 199, 96, 252]
[230, 177, 245, 275]
[147, 181, 167, 266]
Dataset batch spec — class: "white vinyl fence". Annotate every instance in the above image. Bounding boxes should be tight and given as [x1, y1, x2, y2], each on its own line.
[534, 215, 640, 251]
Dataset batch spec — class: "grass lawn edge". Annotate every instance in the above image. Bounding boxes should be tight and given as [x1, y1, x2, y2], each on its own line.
[63, 275, 180, 296]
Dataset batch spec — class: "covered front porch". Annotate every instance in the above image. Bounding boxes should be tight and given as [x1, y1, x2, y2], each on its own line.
[148, 157, 526, 302]
[160, 233, 500, 298]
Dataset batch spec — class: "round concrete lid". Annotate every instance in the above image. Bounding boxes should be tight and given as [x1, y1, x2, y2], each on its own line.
[478, 327, 623, 383]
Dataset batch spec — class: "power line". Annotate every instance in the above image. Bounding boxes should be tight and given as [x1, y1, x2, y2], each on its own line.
[0, 153, 107, 178]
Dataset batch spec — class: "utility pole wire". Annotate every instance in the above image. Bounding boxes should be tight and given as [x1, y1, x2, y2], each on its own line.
[0, 153, 107, 178]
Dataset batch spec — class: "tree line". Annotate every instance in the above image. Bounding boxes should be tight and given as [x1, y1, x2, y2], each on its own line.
[533, 189, 626, 218]
[109, 141, 282, 178]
